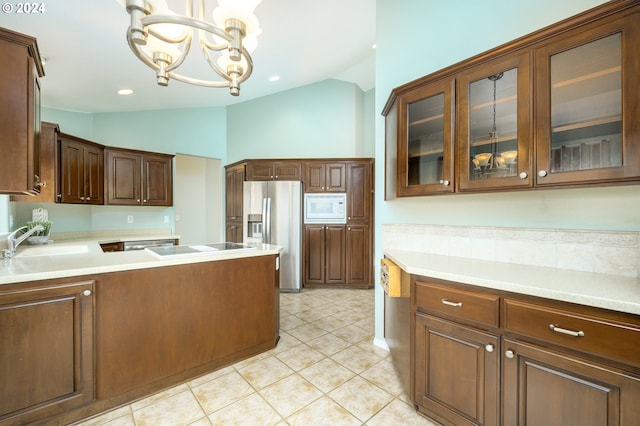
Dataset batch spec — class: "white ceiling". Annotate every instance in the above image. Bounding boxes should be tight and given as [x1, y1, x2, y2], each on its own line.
[2, 0, 376, 113]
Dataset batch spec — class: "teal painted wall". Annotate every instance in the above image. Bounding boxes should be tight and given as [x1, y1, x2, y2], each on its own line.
[41, 108, 93, 140]
[372, 0, 640, 342]
[93, 107, 227, 159]
[226, 79, 368, 162]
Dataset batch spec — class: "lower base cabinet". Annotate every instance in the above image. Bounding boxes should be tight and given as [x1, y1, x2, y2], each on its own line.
[304, 224, 346, 285]
[411, 276, 640, 426]
[346, 225, 371, 286]
[225, 222, 243, 243]
[0, 280, 95, 425]
[502, 338, 640, 426]
[304, 224, 373, 288]
[414, 313, 499, 426]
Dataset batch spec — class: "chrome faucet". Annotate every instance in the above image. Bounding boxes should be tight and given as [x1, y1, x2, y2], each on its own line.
[2, 225, 45, 259]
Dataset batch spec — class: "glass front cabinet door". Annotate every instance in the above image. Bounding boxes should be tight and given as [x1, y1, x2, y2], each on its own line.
[534, 13, 640, 186]
[397, 80, 455, 196]
[458, 53, 532, 191]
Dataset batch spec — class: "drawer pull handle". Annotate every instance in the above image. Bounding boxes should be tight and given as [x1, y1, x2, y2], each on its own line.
[441, 298, 462, 307]
[549, 324, 585, 337]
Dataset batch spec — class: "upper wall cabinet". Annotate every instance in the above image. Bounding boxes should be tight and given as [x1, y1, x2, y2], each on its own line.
[58, 134, 104, 205]
[303, 162, 346, 192]
[0, 28, 44, 195]
[458, 53, 532, 191]
[534, 14, 640, 186]
[383, 1, 640, 197]
[396, 79, 455, 196]
[11, 122, 59, 203]
[245, 161, 301, 181]
[105, 148, 174, 207]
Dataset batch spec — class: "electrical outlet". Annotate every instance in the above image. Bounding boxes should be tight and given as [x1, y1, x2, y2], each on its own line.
[175, 215, 180, 221]
[127, 215, 133, 224]
[164, 215, 169, 223]
[9, 216, 13, 227]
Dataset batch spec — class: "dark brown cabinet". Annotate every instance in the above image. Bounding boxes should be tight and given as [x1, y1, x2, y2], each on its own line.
[457, 53, 532, 192]
[11, 122, 59, 203]
[346, 225, 370, 286]
[304, 224, 345, 285]
[225, 163, 245, 243]
[384, 1, 640, 197]
[303, 161, 346, 192]
[502, 338, 640, 426]
[59, 134, 104, 204]
[246, 161, 301, 181]
[105, 148, 174, 206]
[0, 279, 95, 425]
[415, 313, 500, 426]
[392, 79, 456, 197]
[0, 28, 44, 195]
[410, 275, 640, 426]
[533, 12, 640, 187]
[346, 161, 372, 224]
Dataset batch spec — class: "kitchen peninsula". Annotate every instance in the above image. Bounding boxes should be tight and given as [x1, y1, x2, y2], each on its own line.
[0, 240, 281, 425]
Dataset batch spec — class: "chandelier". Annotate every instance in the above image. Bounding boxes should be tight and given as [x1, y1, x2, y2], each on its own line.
[123, 0, 262, 96]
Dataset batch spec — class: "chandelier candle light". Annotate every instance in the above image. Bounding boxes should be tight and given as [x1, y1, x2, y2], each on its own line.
[122, 0, 262, 96]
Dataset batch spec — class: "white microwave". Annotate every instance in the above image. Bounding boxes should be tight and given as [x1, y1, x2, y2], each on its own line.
[303, 193, 347, 224]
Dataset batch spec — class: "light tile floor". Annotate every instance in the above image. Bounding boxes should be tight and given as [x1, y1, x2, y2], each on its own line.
[74, 288, 439, 426]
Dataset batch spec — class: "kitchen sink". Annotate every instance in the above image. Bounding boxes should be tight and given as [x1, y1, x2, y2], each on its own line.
[15, 244, 89, 258]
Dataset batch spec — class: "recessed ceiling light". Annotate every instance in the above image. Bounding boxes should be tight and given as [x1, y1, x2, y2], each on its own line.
[268, 75, 280, 82]
[117, 89, 134, 95]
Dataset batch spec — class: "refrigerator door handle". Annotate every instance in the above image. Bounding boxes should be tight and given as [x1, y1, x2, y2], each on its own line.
[263, 197, 272, 244]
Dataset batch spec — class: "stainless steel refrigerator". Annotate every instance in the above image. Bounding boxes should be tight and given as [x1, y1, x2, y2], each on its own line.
[243, 180, 302, 292]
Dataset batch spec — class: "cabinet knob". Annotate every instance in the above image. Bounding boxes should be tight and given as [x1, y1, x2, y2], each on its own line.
[321, 186, 325, 190]
[518, 172, 528, 179]
[439, 179, 450, 186]
[485, 344, 494, 353]
[143, 199, 147, 203]
[538, 170, 548, 177]
[86, 197, 91, 201]
[348, 227, 351, 230]
[83, 289, 92, 296]
[36, 181, 47, 187]
[505, 349, 515, 359]
[275, 175, 278, 179]
[137, 199, 141, 202]
[80, 196, 85, 201]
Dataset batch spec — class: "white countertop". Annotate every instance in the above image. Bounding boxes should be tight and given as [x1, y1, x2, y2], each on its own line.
[384, 249, 640, 316]
[0, 239, 282, 286]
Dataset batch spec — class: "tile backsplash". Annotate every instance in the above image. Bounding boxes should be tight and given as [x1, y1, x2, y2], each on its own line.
[382, 224, 640, 278]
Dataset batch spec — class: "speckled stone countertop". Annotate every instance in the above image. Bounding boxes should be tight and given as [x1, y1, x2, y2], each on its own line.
[0, 237, 282, 286]
[384, 249, 640, 316]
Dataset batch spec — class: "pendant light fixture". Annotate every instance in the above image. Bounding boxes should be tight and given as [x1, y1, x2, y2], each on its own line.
[487, 72, 504, 171]
[121, 0, 262, 96]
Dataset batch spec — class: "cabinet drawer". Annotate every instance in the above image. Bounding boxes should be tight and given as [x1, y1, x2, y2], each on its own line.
[415, 281, 499, 327]
[504, 299, 640, 368]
